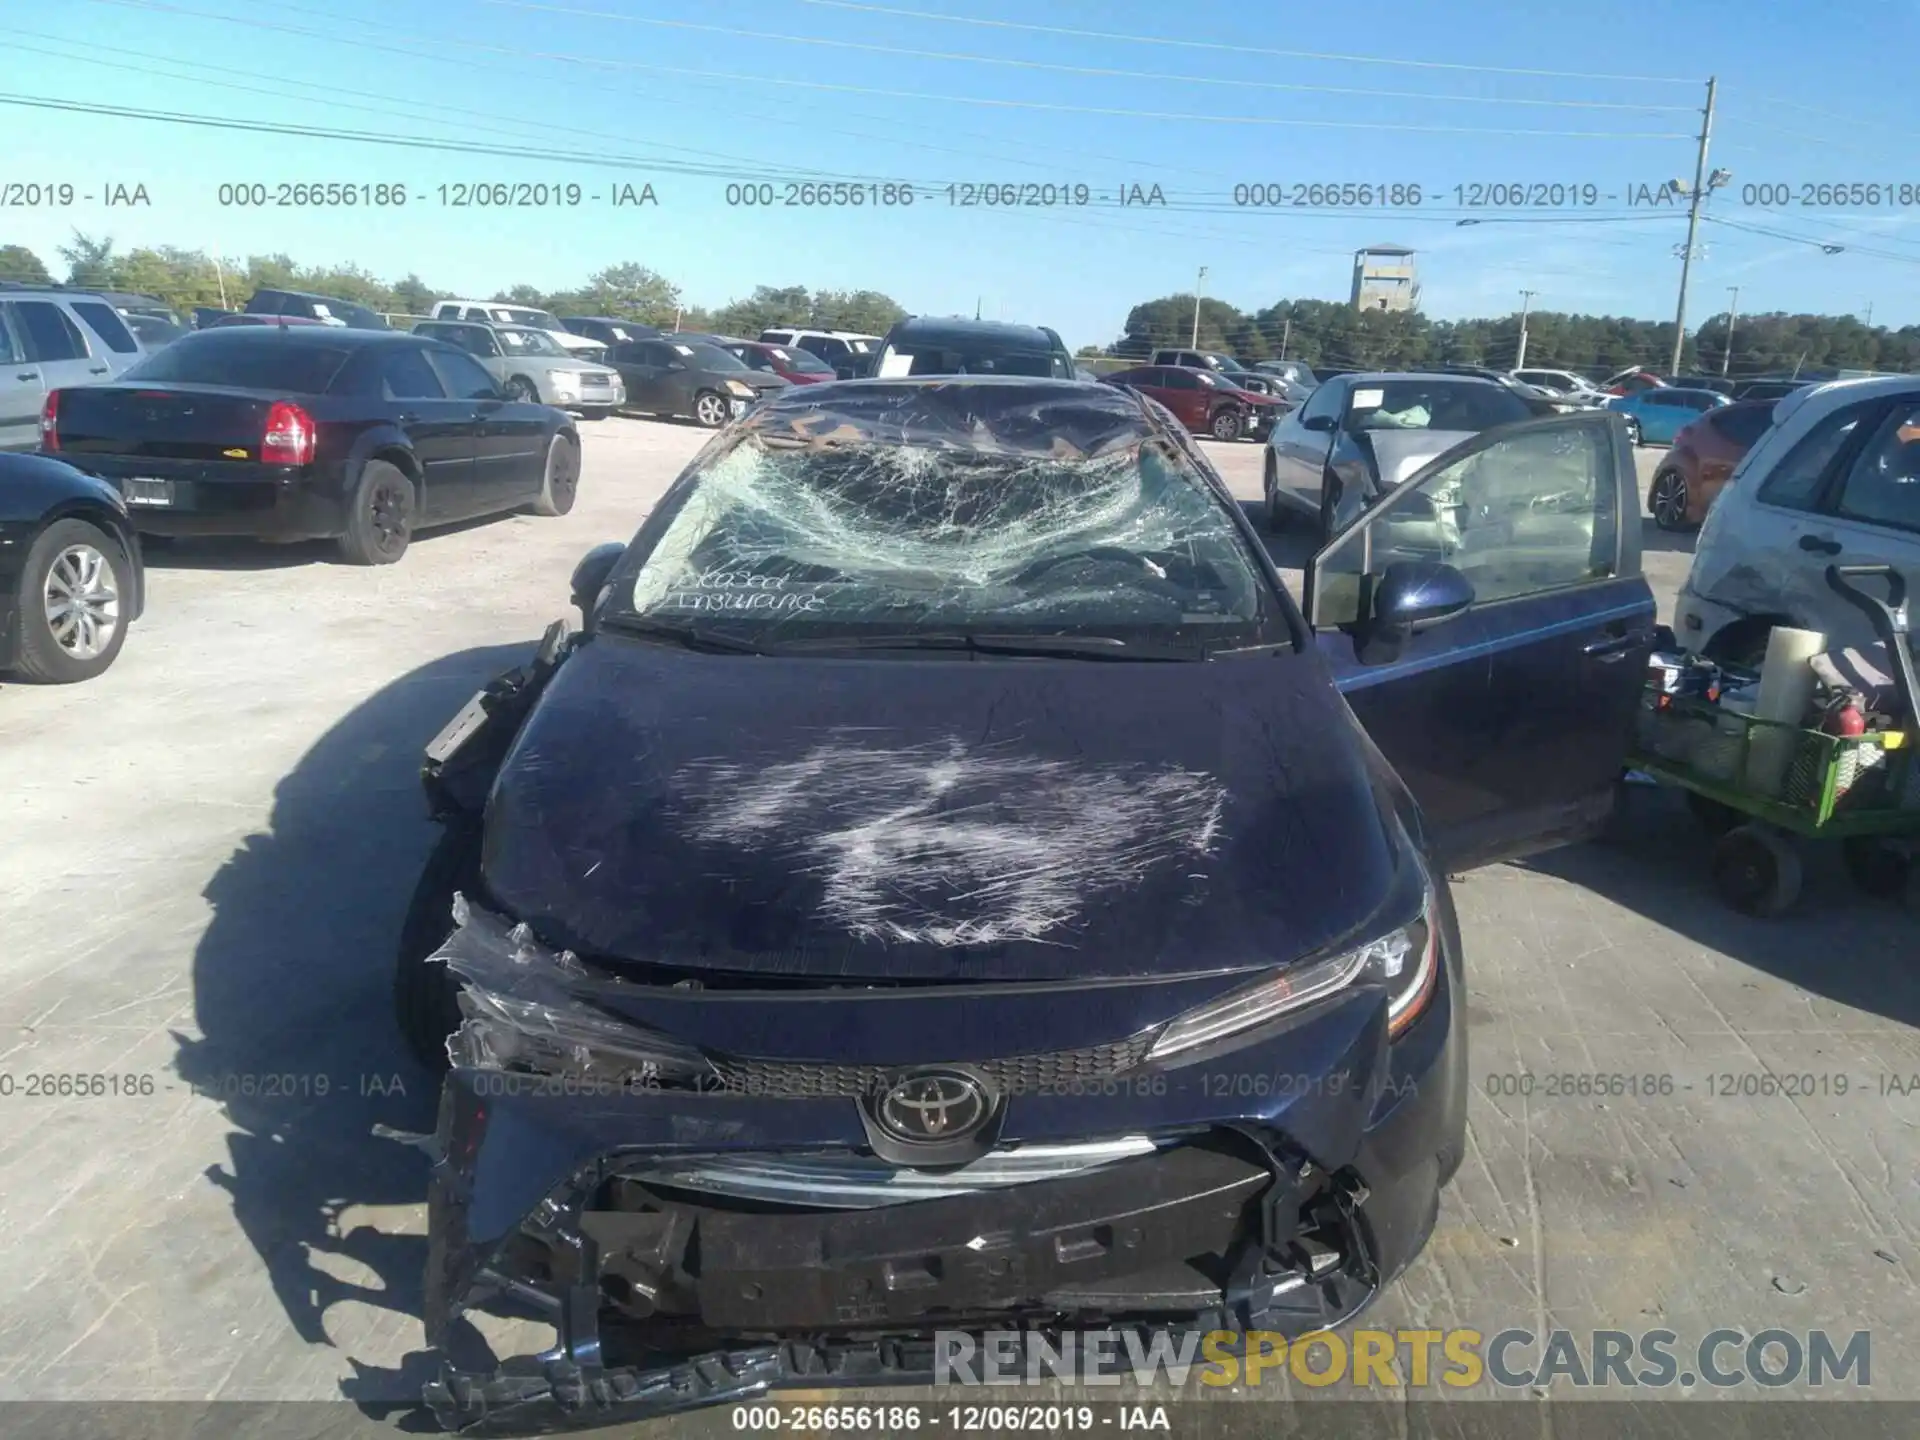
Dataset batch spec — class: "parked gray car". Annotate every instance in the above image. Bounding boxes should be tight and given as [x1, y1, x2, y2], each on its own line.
[0, 285, 147, 450]
[411, 320, 625, 419]
[1263, 372, 1543, 540]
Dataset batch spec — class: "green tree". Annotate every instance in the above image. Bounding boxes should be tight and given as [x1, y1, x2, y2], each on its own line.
[810, 288, 906, 334]
[710, 284, 815, 337]
[58, 231, 118, 287]
[575, 262, 680, 325]
[391, 272, 440, 315]
[0, 244, 51, 283]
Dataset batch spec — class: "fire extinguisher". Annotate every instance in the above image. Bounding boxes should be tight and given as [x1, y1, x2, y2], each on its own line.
[1822, 691, 1867, 737]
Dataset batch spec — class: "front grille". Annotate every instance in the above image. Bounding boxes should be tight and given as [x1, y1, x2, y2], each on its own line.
[580, 372, 615, 386]
[708, 1030, 1158, 1100]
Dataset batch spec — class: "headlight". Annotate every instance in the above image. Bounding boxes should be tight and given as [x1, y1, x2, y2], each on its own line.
[1145, 883, 1440, 1062]
[724, 379, 755, 398]
[436, 895, 716, 1086]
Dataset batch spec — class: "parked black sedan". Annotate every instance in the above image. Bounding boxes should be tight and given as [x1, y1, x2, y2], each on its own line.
[396, 377, 1652, 1431]
[1, 450, 144, 683]
[40, 327, 581, 564]
[606, 336, 789, 427]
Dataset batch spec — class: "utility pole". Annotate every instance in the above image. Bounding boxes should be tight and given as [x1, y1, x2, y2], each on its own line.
[1515, 289, 1536, 371]
[212, 252, 229, 310]
[974, 296, 982, 320]
[1721, 285, 1739, 376]
[1190, 265, 1208, 348]
[1670, 76, 1720, 376]
[1279, 315, 1292, 360]
[1865, 299, 1875, 327]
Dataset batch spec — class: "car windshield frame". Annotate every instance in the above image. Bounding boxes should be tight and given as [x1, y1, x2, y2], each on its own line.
[599, 400, 1294, 655]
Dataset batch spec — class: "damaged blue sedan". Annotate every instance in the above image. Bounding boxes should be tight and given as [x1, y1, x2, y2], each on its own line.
[397, 377, 1653, 1431]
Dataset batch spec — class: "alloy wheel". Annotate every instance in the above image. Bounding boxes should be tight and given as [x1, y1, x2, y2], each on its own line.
[370, 478, 410, 559]
[1651, 470, 1690, 529]
[43, 543, 120, 660]
[695, 393, 728, 427]
[549, 439, 578, 508]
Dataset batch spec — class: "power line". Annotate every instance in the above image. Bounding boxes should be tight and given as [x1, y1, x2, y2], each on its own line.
[78, 0, 1687, 135]
[481, 0, 1697, 111]
[784, 0, 1701, 83]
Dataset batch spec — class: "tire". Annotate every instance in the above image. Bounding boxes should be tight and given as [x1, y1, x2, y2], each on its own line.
[1210, 407, 1242, 442]
[336, 460, 416, 565]
[1650, 468, 1693, 530]
[693, 390, 730, 428]
[1842, 836, 1911, 899]
[503, 376, 539, 403]
[8, 518, 133, 684]
[1711, 824, 1802, 917]
[526, 433, 580, 517]
[578, 408, 611, 421]
[394, 823, 483, 1071]
[1262, 452, 1289, 532]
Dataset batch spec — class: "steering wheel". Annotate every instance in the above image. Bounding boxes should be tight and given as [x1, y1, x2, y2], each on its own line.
[1010, 546, 1179, 589]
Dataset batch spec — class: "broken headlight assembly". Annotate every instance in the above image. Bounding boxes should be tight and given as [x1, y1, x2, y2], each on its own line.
[437, 896, 716, 1088]
[1145, 880, 1439, 1062]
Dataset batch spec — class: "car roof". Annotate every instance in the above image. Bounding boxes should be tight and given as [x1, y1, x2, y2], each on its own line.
[255, 287, 376, 305]
[1656, 387, 1729, 401]
[1335, 371, 1506, 388]
[185, 324, 427, 348]
[890, 317, 1061, 346]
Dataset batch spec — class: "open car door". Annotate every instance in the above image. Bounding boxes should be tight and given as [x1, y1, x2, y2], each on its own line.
[1304, 411, 1658, 871]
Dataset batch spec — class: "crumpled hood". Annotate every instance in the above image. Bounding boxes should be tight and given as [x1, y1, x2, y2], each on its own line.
[478, 636, 1407, 982]
[1357, 429, 1476, 490]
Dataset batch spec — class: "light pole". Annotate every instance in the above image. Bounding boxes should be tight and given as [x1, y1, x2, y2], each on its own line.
[1190, 265, 1207, 349]
[1515, 289, 1536, 371]
[1667, 76, 1724, 375]
[1721, 286, 1739, 376]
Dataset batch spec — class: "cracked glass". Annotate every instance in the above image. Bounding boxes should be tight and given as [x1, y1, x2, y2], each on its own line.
[605, 382, 1283, 648]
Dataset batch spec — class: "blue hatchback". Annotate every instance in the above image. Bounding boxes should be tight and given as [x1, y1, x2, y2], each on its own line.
[1607, 385, 1729, 445]
[397, 378, 1653, 1432]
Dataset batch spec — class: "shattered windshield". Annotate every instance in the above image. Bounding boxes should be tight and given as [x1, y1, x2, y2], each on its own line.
[1346, 380, 1533, 432]
[608, 386, 1276, 649]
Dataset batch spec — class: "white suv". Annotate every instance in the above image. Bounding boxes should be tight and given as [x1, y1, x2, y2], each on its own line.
[757, 328, 881, 372]
[1677, 375, 1920, 661]
[0, 285, 146, 450]
[432, 300, 603, 358]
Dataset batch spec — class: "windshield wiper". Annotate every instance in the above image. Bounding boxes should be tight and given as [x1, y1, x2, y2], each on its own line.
[599, 615, 772, 655]
[778, 632, 1205, 661]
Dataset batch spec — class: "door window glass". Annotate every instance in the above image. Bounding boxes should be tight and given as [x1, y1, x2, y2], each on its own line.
[1755, 403, 1871, 512]
[0, 309, 19, 365]
[383, 347, 447, 400]
[15, 301, 88, 361]
[1314, 423, 1616, 626]
[1161, 369, 1199, 390]
[1833, 403, 1920, 535]
[68, 301, 140, 354]
[427, 348, 500, 399]
[1298, 379, 1344, 424]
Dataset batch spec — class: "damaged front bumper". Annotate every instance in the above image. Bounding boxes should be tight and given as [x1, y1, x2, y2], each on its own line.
[420, 903, 1465, 1434]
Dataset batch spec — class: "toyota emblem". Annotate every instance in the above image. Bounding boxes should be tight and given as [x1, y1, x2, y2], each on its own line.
[876, 1069, 990, 1143]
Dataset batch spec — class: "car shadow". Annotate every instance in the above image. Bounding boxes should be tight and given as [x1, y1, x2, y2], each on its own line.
[1517, 784, 1920, 1029]
[141, 515, 513, 570]
[173, 641, 536, 1416]
[1639, 516, 1699, 557]
[1236, 500, 1319, 572]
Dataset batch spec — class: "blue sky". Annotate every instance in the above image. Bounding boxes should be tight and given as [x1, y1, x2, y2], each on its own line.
[7, 0, 1920, 347]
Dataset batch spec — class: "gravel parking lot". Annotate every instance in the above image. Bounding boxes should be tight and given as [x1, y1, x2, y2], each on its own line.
[2, 417, 1917, 1417]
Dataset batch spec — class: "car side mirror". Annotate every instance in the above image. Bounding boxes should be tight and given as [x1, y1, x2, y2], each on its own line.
[1372, 561, 1474, 637]
[1301, 413, 1335, 432]
[570, 542, 626, 629]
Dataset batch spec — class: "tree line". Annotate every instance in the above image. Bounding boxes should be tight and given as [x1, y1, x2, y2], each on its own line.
[1105, 296, 1916, 379]
[0, 235, 908, 338]
[2, 233, 1910, 378]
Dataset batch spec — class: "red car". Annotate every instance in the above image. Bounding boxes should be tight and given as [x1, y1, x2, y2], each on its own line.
[1647, 398, 1775, 530]
[710, 337, 838, 386]
[1601, 368, 1667, 397]
[1100, 364, 1283, 441]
